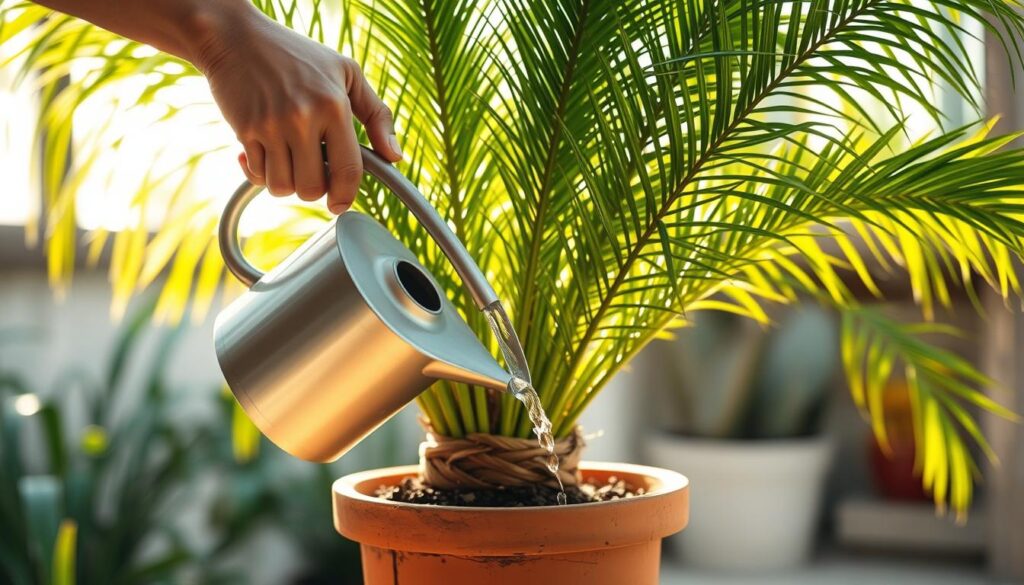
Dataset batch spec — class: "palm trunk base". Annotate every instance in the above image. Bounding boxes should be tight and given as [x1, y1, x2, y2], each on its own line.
[419, 426, 585, 490]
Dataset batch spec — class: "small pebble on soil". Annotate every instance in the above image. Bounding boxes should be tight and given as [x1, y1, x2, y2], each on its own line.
[376, 475, 644, 507]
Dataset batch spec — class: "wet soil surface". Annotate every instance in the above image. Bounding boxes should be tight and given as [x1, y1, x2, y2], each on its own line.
[377, 475, 644, 507]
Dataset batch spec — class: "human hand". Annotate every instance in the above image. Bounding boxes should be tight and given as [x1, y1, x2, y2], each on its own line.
[193, 4, 401, 214]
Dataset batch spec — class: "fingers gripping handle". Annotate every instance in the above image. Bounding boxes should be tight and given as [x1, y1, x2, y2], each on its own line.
[218, 146, 499, 308]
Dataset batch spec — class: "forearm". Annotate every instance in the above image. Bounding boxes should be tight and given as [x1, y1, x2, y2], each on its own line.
[31, 0, 262, 70]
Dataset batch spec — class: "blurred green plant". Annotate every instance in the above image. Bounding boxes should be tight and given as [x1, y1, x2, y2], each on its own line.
[655, 304, 838, 439]
[0, 302, 403, 584]
[207, 387, 407, 585]
[0, 303, 216, 584]
[3, 0, 1024, 514]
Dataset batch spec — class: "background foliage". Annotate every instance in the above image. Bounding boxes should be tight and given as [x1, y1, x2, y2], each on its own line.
[3, 0, 1024, 513]
[0, 302, 398, 584]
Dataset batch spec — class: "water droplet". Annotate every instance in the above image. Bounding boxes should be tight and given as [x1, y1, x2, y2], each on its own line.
[539, 434, 554, 452]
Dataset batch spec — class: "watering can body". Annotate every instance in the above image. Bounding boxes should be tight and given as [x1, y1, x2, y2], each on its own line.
[214, 148, 512, 462]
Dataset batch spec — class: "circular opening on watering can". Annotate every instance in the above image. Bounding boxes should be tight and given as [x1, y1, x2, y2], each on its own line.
[395, 260, 442, 313]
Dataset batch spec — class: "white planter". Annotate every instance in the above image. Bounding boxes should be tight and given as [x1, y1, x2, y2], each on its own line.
[645, 432, 832, 572]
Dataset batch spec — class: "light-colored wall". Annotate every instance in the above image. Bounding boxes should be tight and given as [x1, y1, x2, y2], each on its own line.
[0, 269, 221, 394]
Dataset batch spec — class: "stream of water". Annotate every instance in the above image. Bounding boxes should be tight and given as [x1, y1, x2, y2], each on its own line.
[484, 302, 567, 506]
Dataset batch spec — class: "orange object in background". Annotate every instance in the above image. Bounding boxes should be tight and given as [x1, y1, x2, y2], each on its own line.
[868, 380, 930, 502]
[333, 463, 689, 585]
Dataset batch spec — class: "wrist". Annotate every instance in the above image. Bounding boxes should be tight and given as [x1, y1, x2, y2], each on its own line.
[184, 0, 265, 75]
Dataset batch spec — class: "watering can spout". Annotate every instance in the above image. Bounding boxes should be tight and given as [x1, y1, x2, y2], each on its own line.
[423, 358, 512, 392]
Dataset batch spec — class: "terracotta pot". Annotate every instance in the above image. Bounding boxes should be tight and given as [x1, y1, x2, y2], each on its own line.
[333, 462, 689, 585]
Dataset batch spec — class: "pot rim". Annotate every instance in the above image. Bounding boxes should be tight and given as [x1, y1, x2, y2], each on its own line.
[333, 461, 689, 556]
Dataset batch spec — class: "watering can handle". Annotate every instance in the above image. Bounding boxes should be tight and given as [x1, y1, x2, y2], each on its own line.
[218, 145, 499, 309]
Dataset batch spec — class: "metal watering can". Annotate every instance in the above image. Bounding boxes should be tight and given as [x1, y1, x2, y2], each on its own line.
[213, 147, 512, 462]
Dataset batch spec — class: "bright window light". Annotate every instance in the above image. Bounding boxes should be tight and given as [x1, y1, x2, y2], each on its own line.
[0, 45, 39, 226]
[69, 58, 319, 235]
[70, 57, 239, 231]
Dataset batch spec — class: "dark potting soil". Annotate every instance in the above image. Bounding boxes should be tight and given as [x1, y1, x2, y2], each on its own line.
[376, 475, 645, 507]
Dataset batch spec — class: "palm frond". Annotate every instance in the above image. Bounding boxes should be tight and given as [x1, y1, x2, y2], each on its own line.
[841, 307, 1017, 518]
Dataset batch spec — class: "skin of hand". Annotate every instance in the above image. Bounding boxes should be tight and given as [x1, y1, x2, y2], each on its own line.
[32, 0, 402, 214]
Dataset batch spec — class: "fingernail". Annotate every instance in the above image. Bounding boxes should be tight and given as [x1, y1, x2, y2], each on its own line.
[387, 134, 403, 159]
[329, 202, 350, 215]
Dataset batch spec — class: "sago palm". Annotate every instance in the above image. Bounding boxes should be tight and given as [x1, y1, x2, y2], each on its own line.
[4, 0, 1024, 514]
